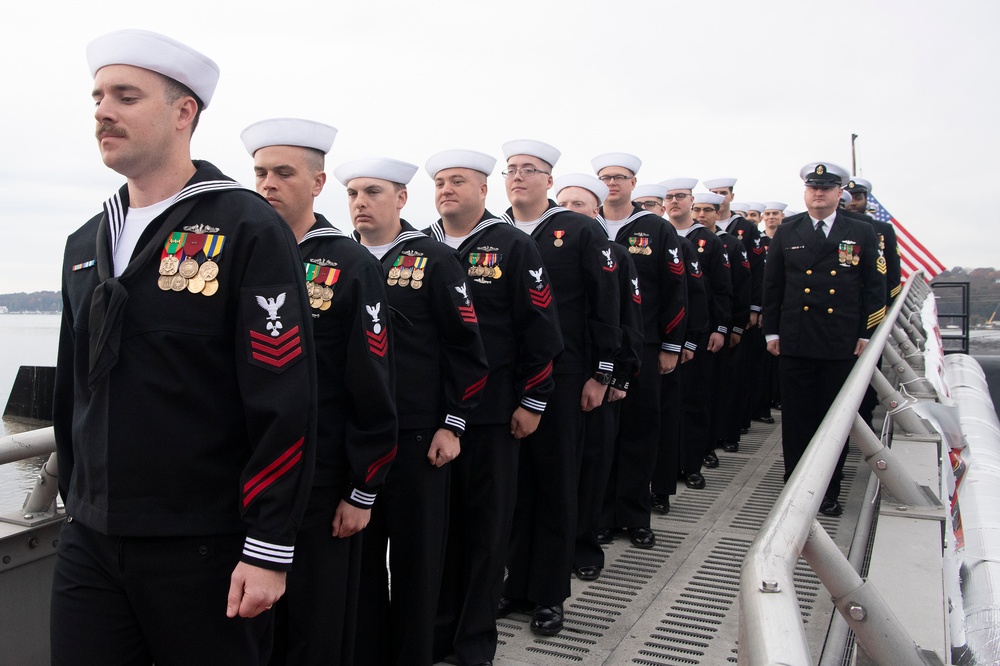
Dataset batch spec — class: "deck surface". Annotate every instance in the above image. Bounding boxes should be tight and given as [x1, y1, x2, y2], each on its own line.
[479, 412, 869, 666]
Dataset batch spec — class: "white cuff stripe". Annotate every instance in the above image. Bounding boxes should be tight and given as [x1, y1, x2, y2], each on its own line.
[350, 489, 377, 506]
[750, 305, 762, 312]
[661, 343, 682, 352]
[598, 361, 614, 372]
[444, 415, 466, 431]
[243, 537, 294, 564]
[521, 397, 547, 411]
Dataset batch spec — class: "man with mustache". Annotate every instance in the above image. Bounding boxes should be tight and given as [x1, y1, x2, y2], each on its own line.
[52, 30, 316, 665]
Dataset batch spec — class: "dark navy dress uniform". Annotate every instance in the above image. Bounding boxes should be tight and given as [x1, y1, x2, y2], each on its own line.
[763, 210, 886, 501]
[600, 206, 687, 532]
[270, 215, 397, 666]
[52, 161, 317, 665]
[677, 225, 732, 479]
[576, 238, 643, 570]
[502, 202, 620, 609]
[427, 212, 563, 666]
[654, 235, 708, 500]
[713, 228, 752, 450]
[355, 220, 489, 666]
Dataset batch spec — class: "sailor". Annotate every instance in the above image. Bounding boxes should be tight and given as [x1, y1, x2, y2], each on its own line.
[591, 153, 687, 551]
[749, 201, 788, 423]
[240, 118, 398, 665]
[745, 202, 765, 227]
[340, 157, 489, 665]
[498, 139, 620, 637]
[635, 184, 709, 513]
[704, 178, 764, 455]
[843, 177, 897, 430]
[692, 192, 750, 466]
[845, 177, 900, 303]
[53, 30, 316, 664]
[425, 150, 563, 666]
[763, 162, 885, 516]
[661, 181, 732, 491]
[553, 173, 643, 579]
[731, 202, 749, 218]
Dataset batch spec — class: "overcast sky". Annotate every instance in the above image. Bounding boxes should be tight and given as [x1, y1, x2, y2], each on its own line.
[1, 0, 996, 293]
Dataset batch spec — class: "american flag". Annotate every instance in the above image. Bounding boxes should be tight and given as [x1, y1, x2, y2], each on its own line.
[868, 193, 945, 279]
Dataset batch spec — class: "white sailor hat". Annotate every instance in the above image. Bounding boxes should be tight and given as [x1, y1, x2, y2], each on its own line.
[502, 139, 561, 168]
[591, 152, 641, 176]
[659, 178, 699, 191]
[800, 162, 849, 187]
[763, 201, 787, 212]
[240, 118, 338, 156]
[731, 202, 749, 214]
[87, 29, 220, 108]
[553, 173, 609, 204]
[693, 192, 725, 205]
[333, 157, 418, 187]
[702, 177, 737, 190]
[839, 190, 852, 205]
[747, 202, 766, 213]
[633, 184, 668, 200]
[425, 149, 497, 178]
[845, 177, 872, 194]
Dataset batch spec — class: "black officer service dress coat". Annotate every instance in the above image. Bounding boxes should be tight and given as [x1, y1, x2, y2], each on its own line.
[763, 211, 886, 360]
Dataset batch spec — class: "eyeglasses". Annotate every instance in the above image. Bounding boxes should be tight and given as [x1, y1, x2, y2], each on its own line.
[502, 167, 550, 178]
[663, 193, 690, 201]
[636, 200, 661, 209]
[691, 206, 718, 213]
[598, 174, 631, 184]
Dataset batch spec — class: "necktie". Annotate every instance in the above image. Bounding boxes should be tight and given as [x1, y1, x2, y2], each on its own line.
[815, 219, 826, 238]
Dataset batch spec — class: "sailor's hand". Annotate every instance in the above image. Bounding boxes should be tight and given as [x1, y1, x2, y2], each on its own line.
[658, 351, 679, 374]
[580, 378, 607, 412]
[427, 428, 460, 467]
[332, 500, 370, 538]
[707, 332, 725, 353]
[767, 339, 780, 356]
[226, 562, 285, 618]
[511, 407, 542, 439]
[607, 387, 627, 402]
[855, 339, 868, 356]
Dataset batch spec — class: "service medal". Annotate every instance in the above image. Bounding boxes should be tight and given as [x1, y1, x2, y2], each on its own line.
[400, 267, 413, 280]
[553, 230, 565, 247]
[310, 297, 323, 309]
[387, 277, 399, 286]
[199, 259, 219, 281]
[178, 258, 200, 279]
[389, 266, 402, 279]
[320, 299, 332, 311]
[169, 274, 188, 291]
[187, 276, 206, 294]
[493, 266, 502, 279]
[321, 287, 334, 301]
[411, 279, 423, 289]
[852, 255, 860, 266]
[399, 277, 410, 287]
[201, 279, 219, 297]
[412, 257, 427, 281]
[157, 275, 173, 291]
[159, 255, 180, 276]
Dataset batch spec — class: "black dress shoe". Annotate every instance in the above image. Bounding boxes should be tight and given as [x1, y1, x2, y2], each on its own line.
[754, 415, 775, 424]
[531, 604, 564, 636]
[685, 473, 706, 489]
[574, 565, 601, 580]
[771, 401, 782, 410]
[628, 527, 656, 549]
[703, 450, 720, 468]
[651, 493, 670, 513]
[819, 498, 843, 516]
[723, 441, 739, 453]
[740, 427, 750, 435]
[596, 528, 614, 544]
[497, 596, 530, 617]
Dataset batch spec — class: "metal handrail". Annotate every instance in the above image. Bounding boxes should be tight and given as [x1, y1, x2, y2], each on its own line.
[738, 273, 935, 665]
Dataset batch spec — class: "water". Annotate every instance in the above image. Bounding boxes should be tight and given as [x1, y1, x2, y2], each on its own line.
[0, 314, 59, 511]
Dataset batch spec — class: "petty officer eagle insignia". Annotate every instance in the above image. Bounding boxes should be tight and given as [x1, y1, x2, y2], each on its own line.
[245, 287, 304, 372]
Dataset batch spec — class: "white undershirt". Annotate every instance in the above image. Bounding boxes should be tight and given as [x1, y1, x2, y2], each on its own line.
[442, 233, 469, 250]
[603, 217, 630, 241]
[674, 223, 701, 238]
[362, 240, 396, 260]
[115, 197, 176, 277]
[513, 217, 543, 236]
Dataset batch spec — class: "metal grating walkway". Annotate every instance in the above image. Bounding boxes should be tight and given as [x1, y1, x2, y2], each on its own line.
[486, 412, 871, 666]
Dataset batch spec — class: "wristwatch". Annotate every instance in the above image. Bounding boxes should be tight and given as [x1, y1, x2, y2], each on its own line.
[592, 371, 613, 386]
